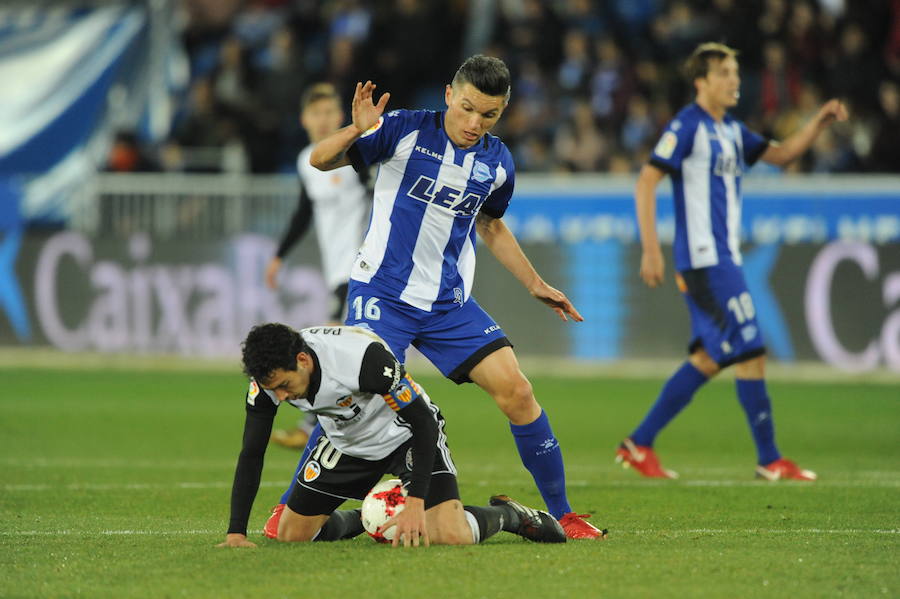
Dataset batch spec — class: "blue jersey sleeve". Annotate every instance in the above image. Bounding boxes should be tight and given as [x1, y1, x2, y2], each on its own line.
[739, 122, 769, 166]
[480, 146, 515, 219]
[348, 109, 411, 168]
[648, 118, 695, 174]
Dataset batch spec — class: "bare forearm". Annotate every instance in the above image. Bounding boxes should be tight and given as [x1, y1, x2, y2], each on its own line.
[477, 217, 540, 289]
[635, 165, 665, 253]
[309, 125, 362, 171]
[763, 99, 849, 167]
[767, 118, 823, 166]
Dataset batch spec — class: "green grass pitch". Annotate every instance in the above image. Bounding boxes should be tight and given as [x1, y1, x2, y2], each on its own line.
[1, 366, 897, 598]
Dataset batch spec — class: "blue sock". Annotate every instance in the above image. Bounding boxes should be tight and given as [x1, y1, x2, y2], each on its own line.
[631, 362, 708, 446]
[736, 379, 781, 466]
[279, 423, 323, 504]
[509, 410, 571, 519]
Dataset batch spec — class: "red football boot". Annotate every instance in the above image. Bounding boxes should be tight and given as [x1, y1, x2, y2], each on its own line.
[558, 512, 608, 540]
[263, 503, 285, 539]
[615, 438, 678, 479]
[756, 458, 817, 481]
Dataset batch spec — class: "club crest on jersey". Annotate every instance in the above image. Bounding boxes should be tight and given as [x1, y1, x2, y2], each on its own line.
[303, 461, 321, 482]
[407, 175, 483, 215]
[247, 380, 260, 406]
[360, 116, 384, 138]
[471, 160, 492, 183]
[405, 448, 414, 471]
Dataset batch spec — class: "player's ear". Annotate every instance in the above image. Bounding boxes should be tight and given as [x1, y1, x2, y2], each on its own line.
[445, 84, 453, 107]
[296, 351, 313, 370]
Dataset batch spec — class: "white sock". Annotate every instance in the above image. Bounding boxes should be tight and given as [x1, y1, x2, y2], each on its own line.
[464, 510, 480, 544]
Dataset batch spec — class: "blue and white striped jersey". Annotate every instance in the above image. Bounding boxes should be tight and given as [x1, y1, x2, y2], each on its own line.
[346, 109, 515, 312]
[649, 103, 768, 271]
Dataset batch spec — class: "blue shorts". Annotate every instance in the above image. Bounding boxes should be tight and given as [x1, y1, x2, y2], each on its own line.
[677, 261, 766, 367]
[345, 280, 511, 383]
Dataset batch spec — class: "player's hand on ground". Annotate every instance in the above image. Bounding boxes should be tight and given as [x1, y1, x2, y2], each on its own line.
[817, 99, 849, 128]
[530, 281, 584, 322]
[265, 257, 282, 290]
[640, 249, 665, 288]
[216, 533, 258, 548]
[381, 496, 429, 548]
[352, 80, 390, 134]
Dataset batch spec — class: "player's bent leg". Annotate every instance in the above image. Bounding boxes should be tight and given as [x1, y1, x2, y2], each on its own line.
[425, 499, 475, 545]
[617, 348, 718, 479]
[688, 348, 722, 377]
[276, 506, 329, 542]
[468, 347, 598, 534]
[277, 505, 365, 542]
[733, 353, 765, 379]
[469, 346, 539, 425]
[732, 355, 816, 481]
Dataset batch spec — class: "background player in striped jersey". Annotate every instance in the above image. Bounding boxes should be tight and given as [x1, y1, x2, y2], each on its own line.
[265, 83, 371, 450]
[295, 55, 602, 539]
[217, 323, 566, 548]
[616, 42, 848, 481]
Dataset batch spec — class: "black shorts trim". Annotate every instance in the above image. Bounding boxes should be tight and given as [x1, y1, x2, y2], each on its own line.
[446, 336, 513, 384]
[689, 340, 767, 368]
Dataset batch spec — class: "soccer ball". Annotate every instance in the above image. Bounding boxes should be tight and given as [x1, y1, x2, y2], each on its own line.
[361, 478, 407, 543]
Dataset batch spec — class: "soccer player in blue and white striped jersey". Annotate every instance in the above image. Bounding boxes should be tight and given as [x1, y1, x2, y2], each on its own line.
[616, 42, 848, 481]
[301, 55, 603, 539]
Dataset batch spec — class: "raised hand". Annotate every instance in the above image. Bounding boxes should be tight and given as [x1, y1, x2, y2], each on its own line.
[817, 99, 849, 128]
[352, 80, 391, 134]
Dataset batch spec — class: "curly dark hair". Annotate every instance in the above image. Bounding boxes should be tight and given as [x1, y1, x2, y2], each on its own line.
[241, 323, 307, 383]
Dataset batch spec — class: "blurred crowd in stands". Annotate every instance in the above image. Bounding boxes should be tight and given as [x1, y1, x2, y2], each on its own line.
[109, 0, 900, 175]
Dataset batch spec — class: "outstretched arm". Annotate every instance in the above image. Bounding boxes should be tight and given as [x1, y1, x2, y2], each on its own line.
[761, 99, 849, 167]
[217, 391, 277, 548]
[310, 81, 390, 171]
[475, 213, 583, 322]
[634, 163, 667, 288]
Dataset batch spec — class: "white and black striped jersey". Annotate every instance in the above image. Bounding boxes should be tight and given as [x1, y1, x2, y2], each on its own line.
[247, 326, 432, 460]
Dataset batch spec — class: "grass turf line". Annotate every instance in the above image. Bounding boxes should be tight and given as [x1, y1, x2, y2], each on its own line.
[1, 368, 898, 598]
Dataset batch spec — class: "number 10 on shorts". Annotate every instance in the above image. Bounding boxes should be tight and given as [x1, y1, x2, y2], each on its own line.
[352, 296, 382, 321]
[727, 292, 756, 324]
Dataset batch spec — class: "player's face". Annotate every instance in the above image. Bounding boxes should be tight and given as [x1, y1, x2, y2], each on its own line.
[301, 99, 344, 143]
[260, 353, 314, 402]
[697, 56, 740, 111]
[444, 82, 507, 149]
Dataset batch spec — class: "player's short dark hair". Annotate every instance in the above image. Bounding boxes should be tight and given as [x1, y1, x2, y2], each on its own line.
[452, 55, 511, 102]
[684, 42, 739, 82]
[241, 323, 307, 383]
[300, 82, 340, 111]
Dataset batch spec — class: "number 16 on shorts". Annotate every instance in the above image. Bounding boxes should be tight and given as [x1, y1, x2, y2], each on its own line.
[351, 296, 382, 321]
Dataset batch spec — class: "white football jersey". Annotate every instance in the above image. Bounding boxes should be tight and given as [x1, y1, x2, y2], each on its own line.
[259, 325, 431, 460]
[297, 146, 370, 290]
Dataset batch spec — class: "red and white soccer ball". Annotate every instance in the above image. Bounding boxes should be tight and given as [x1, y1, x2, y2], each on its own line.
[361, 478, 407, 543]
